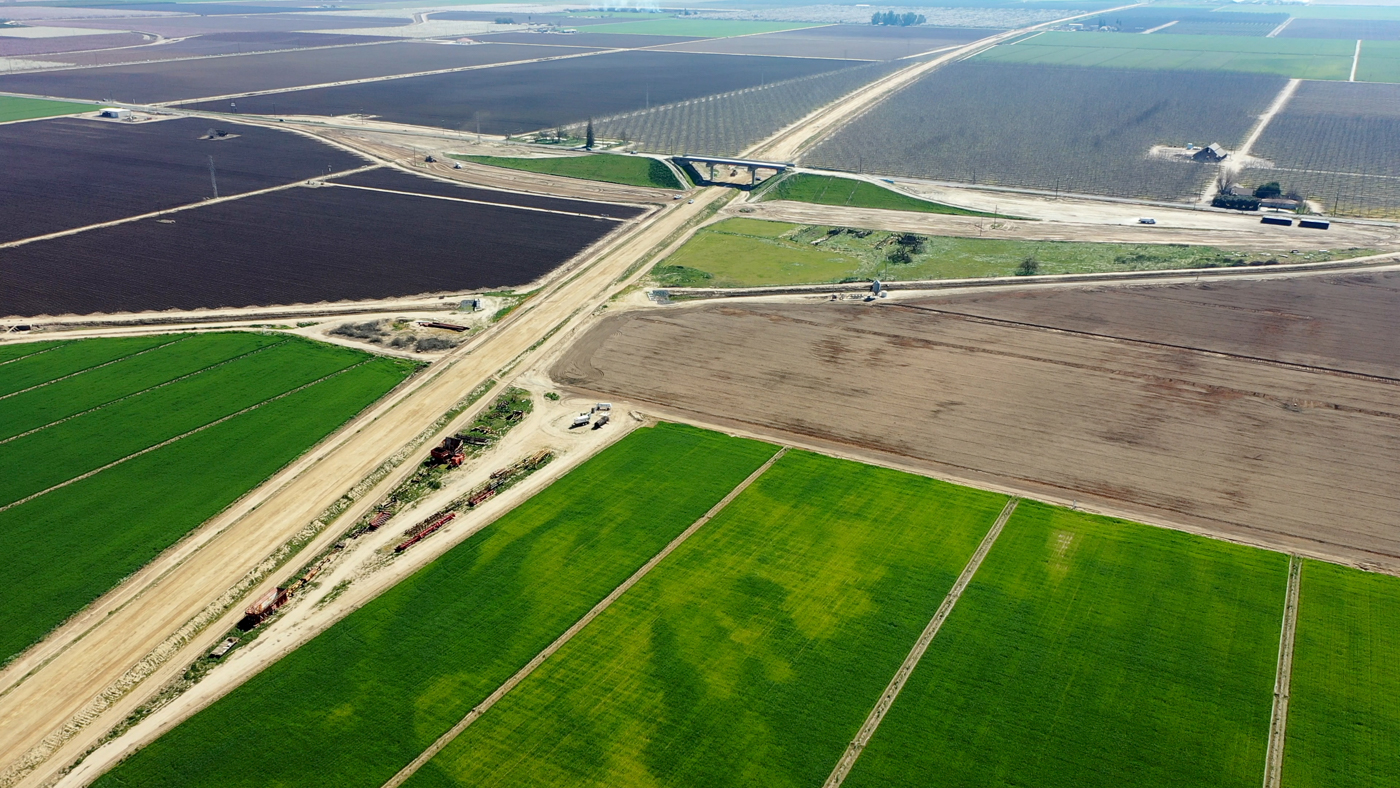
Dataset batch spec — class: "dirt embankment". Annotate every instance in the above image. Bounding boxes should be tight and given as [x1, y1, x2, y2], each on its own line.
[553, 274, 1400, 571]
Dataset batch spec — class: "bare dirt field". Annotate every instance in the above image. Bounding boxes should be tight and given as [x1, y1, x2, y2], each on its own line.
[553, 276, 1400, 570]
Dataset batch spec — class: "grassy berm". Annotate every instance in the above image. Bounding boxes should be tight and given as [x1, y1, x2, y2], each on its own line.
[763, 173, 997, 216]
[652, 217, 1369, 287]
[450, 153, 682, 189]
[94, 424, 776, 788]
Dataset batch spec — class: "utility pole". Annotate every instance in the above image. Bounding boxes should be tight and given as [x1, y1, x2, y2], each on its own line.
[208, 155, 218, 198]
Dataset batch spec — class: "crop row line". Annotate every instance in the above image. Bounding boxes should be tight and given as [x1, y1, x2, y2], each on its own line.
[0, 342, 71, 369]
[0, 338, 291, 447]
[0, 358, 371, 517]
[380, 445, 791, 788]
[0, 164, 381, 252]
[1262, 555, 1303, 788]
[823, 497, 1020, 788]
[0, 336, 187, 403]
[324, 181, 628, 221]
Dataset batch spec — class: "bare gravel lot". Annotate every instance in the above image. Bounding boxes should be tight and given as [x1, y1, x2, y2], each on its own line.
[554, 277, 1400, 569]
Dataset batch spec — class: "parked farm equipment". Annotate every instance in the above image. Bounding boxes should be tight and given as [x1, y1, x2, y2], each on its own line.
[395, 512, 456, 553]
[430, 435, 467, 467]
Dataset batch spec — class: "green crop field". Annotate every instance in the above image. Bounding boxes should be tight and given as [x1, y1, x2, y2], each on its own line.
[843, 501, 1287, 788]
[650, 217, 1363, 288]
[977, 32, 1356, 79]
[1283, 561, 1400, 788]
[0, 96, 92, 123]
[1357, 41, 1400, 83]
[450, 153, 682, 189]
[404, 451, 1008, 788]
[95, 424, 776, 788]
[0, 339, 65, 363]
[763, 173, 996, 216]
[585, 18, 819, 37]
[0, 333, 415, 661]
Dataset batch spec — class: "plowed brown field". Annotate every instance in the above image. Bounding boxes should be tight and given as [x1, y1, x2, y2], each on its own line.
[553, 274, 1400, 569]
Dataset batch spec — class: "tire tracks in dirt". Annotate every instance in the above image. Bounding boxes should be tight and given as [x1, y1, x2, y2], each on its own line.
[379, 445, 789, 788]
[823, 497, 1019, 788]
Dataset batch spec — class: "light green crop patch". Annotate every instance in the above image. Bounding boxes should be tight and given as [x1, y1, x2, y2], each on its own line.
[1283, 561, 1400, 788]
[405, 450, 1008, 788]
[0, 96, 92, 124]
[843, 501, 1288, 788]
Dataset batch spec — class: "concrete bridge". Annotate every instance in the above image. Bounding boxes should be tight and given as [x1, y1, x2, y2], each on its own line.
[675, 155, 794, 187]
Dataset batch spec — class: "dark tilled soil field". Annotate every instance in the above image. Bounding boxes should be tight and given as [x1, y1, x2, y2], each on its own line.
[183, 49, 860, 134]
[29, 31, 395, 67]
[431, 11, 625, 26]
[659, 24, 995, 61]
[0, 116, 365, 243]
[1, 182, 625, 316]
[329, 167, 648, 219]
[0, 32, 149, 58]
[469, 31, 702, 49]
[0, 41, 569, 103]
[41, 14, 410, 37]
[553, 276, 1400, 569]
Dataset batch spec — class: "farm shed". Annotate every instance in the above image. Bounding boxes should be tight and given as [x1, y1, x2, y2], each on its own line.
[1192, 143, 1227, 163]
[98, 107, 131, 120]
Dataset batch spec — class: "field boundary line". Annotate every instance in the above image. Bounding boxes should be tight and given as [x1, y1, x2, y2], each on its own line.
[1263, 555, 1302, 788]
[160, 45, 615, 107]
[0, 336, 186, 402]
[379, 445, 790, 788]
[9, 38, 412, 78]
[1010, 31, 1045, 44]
[1142, 21, 1178, 34]
[0, 339, 290, 446]
[0, 164, 380, 252]
[0, 342, 71, 368]
[1267, 17, 1293, 37]
[0, 359, 371, 516]
[323, 182, 628, 221]
[823, 497, 1019, 788]
[1350, 39, 1361, 81]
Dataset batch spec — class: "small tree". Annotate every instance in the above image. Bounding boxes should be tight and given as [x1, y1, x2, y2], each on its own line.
[1015, 256, 1040, 276]
[886, 246, 912, 265]
[585, 118, 595, 150]
[1253, 181, 1282, 199]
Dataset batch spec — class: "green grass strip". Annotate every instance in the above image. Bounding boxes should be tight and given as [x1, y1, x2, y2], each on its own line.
[766, 173, 998, 217]
[0, 355, 414, 662]
[95, 423, 776, 788]
[0, 332, 284, 441]
[844, 501, 1287, 788]
[0, 337, 369, 509]
[405, 451, 1008, 788]
[450, 153, 682, 189]
[0, 95, 92, 123]
[1283, 560, 1400, 788]
[0, 334, 180, 397]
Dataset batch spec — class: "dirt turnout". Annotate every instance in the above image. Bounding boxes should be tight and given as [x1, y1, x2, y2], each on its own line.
[553, 277, 1400, 570]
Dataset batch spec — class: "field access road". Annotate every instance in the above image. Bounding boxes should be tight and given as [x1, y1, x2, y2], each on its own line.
[0, 185, 731, 788]
[732, 198, 1400, 251]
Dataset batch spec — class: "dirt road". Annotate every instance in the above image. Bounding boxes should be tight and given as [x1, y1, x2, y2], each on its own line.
[552, 287, 1400, 572]
[732, 199, 1400, 251]
[0, 185, 729, 788]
